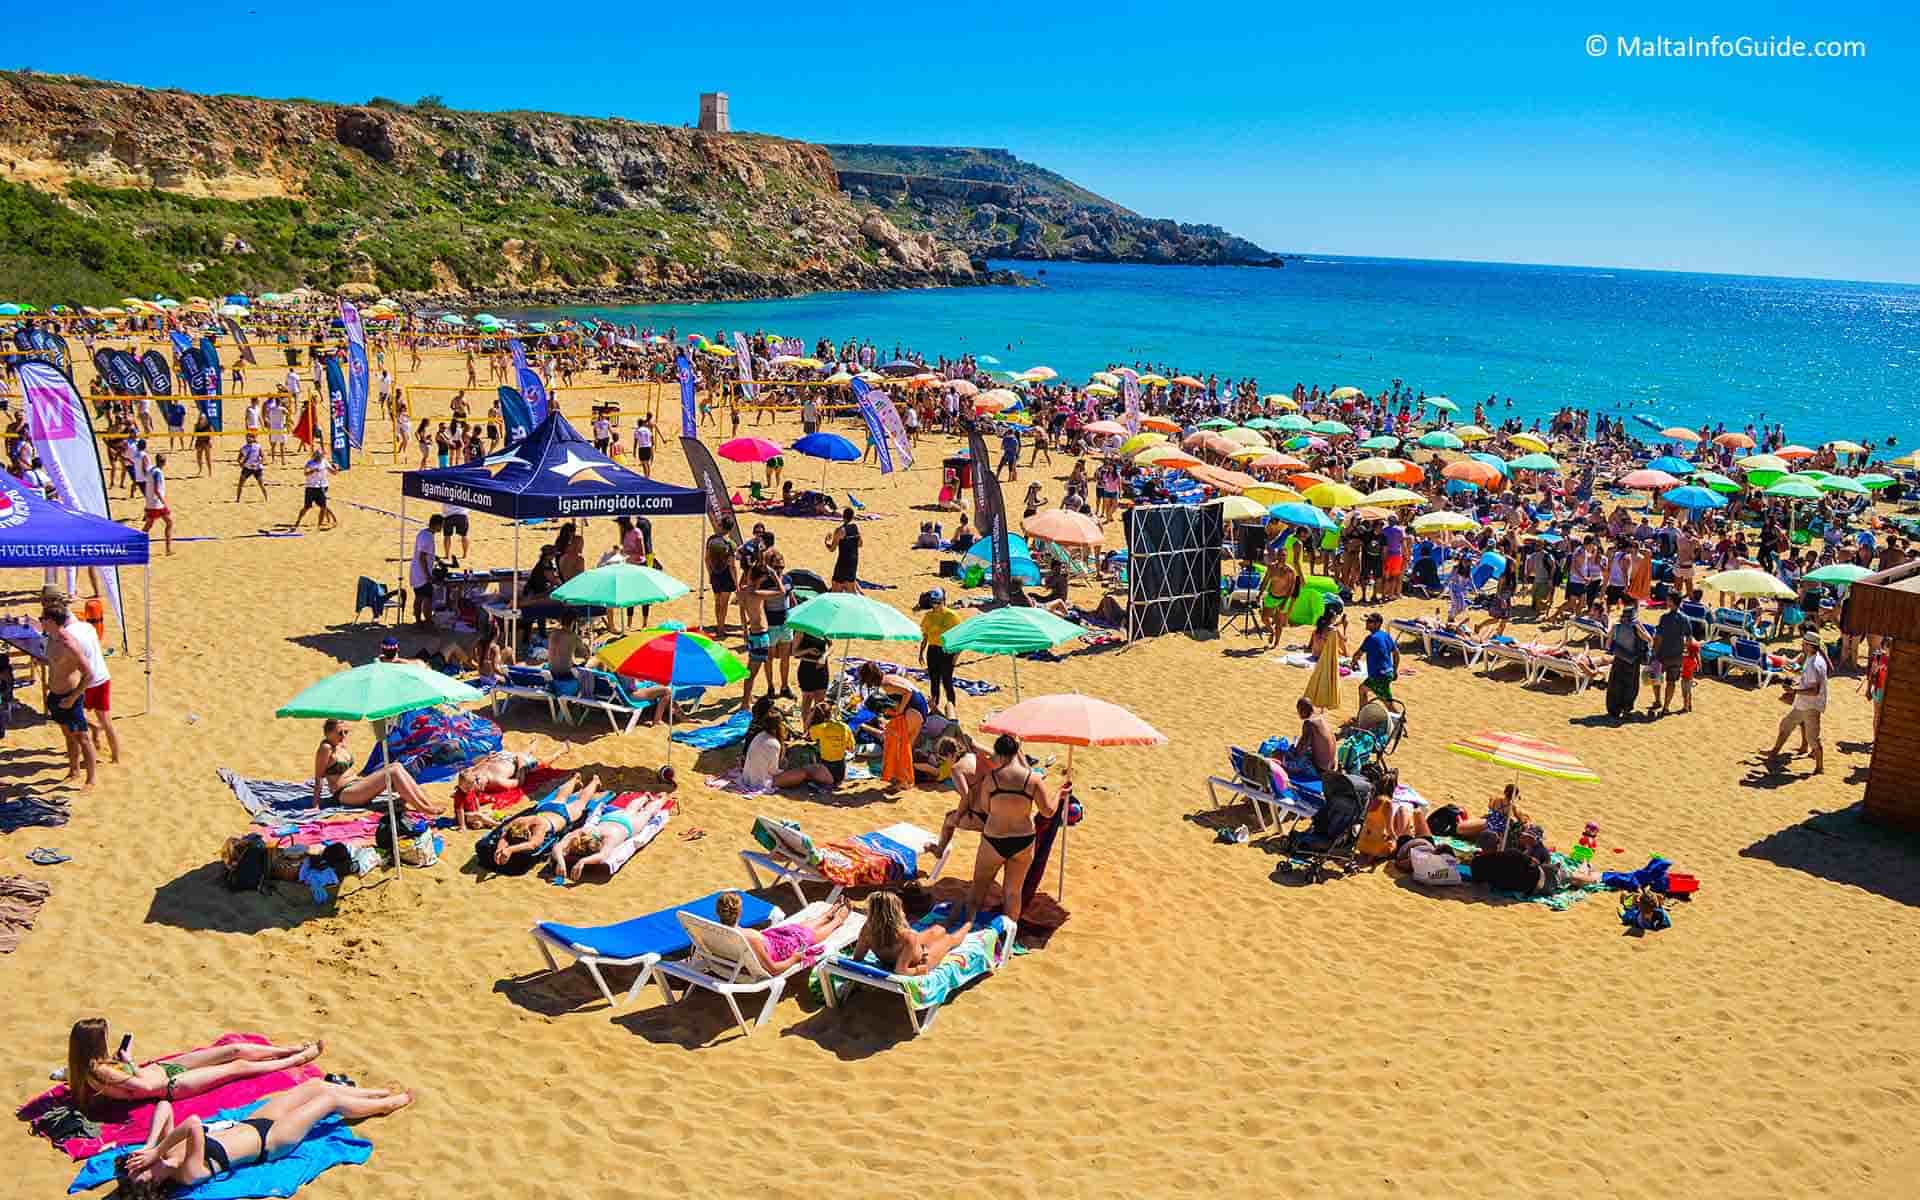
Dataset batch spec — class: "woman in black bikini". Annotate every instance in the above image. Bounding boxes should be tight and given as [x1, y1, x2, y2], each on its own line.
[309, 719, 439, 816]
[966, 733, 1058, 927]
[113, 1078, 412, 1198]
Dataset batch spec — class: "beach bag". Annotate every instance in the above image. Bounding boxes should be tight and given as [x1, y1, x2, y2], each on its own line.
[1408, 843, 1465, 885]
[221, 834, 274, 893]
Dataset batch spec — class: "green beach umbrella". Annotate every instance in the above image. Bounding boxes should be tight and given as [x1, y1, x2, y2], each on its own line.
[942, 606, 1089, 700]
[1817, 475, 1868, 496]
[1857, 473, 1896, 490]
[1427, 397, 1459, 413]
[276, 661, 484, 722]
[1359, 434, 1400, 451]
[1695, 470, 1740, 493]
[551, 563, 690, 609]
[1245, 417, 1281, 430]
[1804, 563, 1874, 586]
[1763, 477, 1822, 501]
[1196, 418, 1234, 430]
[1310, 419, 1353, 436]
[787, 593, 921, 642]
[1508, 452, 1561, 472]
[1796, 468, 1831, 480]
[1746, 469, 1789, 490]
[1419, 430, 1465, 450]
[1274, 414, 1312, 432]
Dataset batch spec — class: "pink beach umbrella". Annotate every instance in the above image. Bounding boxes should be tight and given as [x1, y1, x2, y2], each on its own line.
[1620, 468, 1680, 490]
[1084, 419, 1128, 437]
[718, 437, 784, 464]
[981, 693, 1168, 899]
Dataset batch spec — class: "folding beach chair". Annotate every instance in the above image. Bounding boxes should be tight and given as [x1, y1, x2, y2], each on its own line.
[1206, 747, 1319, 833]
[654, 901, 867, 1037]
[528, 890, 783, 1010]
[354, 576, 405, 623]
[1717, 638, 1778, 687]
[740, 817, 952, 907]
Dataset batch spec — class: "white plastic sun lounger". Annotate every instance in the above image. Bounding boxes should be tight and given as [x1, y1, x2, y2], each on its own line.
[818, 907, 1016, 1037]
[739, 817, 954, 907]
[528, 890, 784, 1010]
[652, 901, 867, 1037]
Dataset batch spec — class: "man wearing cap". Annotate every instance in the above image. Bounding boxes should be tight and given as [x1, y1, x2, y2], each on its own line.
[1349, 611, 1399, 704]
[1766, 631, 1829, 774]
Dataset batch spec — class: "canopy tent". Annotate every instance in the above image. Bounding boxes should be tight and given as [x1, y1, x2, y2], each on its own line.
[398, 412, 704, 640]
[0, 473, 155, 708]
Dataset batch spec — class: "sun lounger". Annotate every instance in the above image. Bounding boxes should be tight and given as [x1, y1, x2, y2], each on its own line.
[1205, 747, 1318, 833]
[740, 816, 952, 906]
[1387, 618, 1434, 654]
[490, 667, 558, 722]
[1425, 628, 1485, 668]
[653, 900, 867, 1037]
[528, 889, 782, 1009]
[818, 904, 1016, 1037]
[1717, 637, 1778, 687]
[1568, 615, 1610, 645]
[1527, 648, 1602, 693]
[1478, 639, 1536, 680]
[1709, 606, 1772, 643]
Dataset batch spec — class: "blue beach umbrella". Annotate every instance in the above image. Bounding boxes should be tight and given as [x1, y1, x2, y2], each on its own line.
[1269, 502, 1335, 531]
[1646, 456, 1695, 476]
[793, 431, 862, 484]
[1661, 485, 1726, 511]
[1469, 452, 1511, 477]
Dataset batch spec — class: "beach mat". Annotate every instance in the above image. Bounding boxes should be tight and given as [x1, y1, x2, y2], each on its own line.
[670, 709, 752, 750]
[67, 1100, 370, 1197]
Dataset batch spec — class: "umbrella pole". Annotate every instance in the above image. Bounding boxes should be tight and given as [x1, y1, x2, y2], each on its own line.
[1056, 745, 1074, 900]
[1012, 653, 1020, 703]
[376, 717, 404, 887]
[695, 512, 708, 633]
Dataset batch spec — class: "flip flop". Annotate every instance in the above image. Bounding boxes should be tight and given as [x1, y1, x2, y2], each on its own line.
[678, 827, 706, 842]
[26, 848, 70, 865]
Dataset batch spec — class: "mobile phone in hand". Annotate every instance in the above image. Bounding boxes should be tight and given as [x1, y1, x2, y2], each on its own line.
[117, 1034, 132, 1061]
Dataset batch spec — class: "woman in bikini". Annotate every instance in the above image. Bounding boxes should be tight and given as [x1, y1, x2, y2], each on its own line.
[847, 891, 970, 976]
[930, 735, 983, 855]
[966, 733, 1058, 927]
[309, 719, 440, 816]
[714, 890, 855, 973]
[453, 748, 542, 797]
[550, 793, 672, 883]
[112, 1078, 411, 1199]
[489, 774, 601, 868]
[857, 662, 929, 790]
[67, 1020, 322, 1117]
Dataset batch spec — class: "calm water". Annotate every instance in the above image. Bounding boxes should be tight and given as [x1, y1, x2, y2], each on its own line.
[543, 257, 1920, 449]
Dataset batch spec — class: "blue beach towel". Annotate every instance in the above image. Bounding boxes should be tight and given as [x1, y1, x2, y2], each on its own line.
[670, 708, 753, 750]
[536, 890, 777, 961]
[69, 1101, 371, 1197]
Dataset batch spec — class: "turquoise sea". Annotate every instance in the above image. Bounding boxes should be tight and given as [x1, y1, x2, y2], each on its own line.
[546, 257, 1920, 450]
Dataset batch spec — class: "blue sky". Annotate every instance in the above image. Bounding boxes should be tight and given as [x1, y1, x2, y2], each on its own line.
[12, 2, 1918, 282]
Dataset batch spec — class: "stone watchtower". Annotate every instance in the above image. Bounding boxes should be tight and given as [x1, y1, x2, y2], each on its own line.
[697, 92, 730, 133]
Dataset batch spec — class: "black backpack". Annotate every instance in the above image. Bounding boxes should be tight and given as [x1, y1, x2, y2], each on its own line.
[222, 834, 273, 893]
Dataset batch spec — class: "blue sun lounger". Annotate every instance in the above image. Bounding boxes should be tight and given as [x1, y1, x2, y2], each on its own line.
[529, 889, 783, 1009]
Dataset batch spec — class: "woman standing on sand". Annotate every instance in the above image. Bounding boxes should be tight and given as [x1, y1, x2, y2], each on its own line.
[1303, 607, 1348, 710]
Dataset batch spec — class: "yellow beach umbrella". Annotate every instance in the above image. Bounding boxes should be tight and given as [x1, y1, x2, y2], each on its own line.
[826, 371, 853, 384]
[1136, 373, 1169, 387]
[1510, 433, 1550, 453]
[1090, 371, 1119, 386]
[1137, 446, 1201, 468]
[1262, 394, 1300, 411]
[1363, 487, 1428, 507]
[1413, 510, 1476, 533]
[1216, 494, 1270, 521]
[1825, 440, 1867, 454]
[1702, 568, 1796, 599]
[1244, 484, 1305, 507]
[1452, 425, 1491, 442]
[1220, 427, 1266, 446]
[1329, 386, 1363, 401]
[1350, 456, 1412, 478]
[1086, 383, 1119, 398]
[1304, 482, 1366, 509]
[1119, 432, 1168, 457]
[1228, 446, 1269, 462]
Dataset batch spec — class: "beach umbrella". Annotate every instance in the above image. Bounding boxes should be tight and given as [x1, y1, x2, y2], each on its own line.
[438, 314, 466, 326]
[1228, 446, 1270, 463]
[276, 662, 485, 876]
[1660, 485, 1725, 512]
[978, 387, 1021, 408]
[1695, 470, 1740, 493]
[980, 693, 1167, 897]
[1447, 731, 1598, 784]
[787, 593, 922, 644]
[1171, 375, 1203, 388]
[1329, 386, 1364, 401]
[1660, 427, 1702, 443]
[1243, 485, 1305, 507]
[1763, 477, 1822, 501]
[1857, 473, 1896, 490]
[1288, 471, 1334, 490]
[1358, 434, 1401, 451]
[1620, 468, 1680, 490]
[1196, 417, 1234, 430]
[1426, 397, 1458, 413]
[1509, 433, 1550, 453]
[1818, 475, 1869, 496]
[1418, 430, 1464, 450]
[1443, 460, 1503, 487]
[1412, 510, 1476, 534]
[1469, 452, 1512, 477]
[597, 628, 748, 775]
[1349, 456, 1411, 478]
[1260, 452, 1309, 471]
[1023, 508, 1103, 546]
[948, 379, 979, 396]
[0, 303, 18, 315]
[1221, 427, 1266, 446]
[1025, 365, 1058, 381]
[1805, 563, 1874, 586]
[1310, 419, 1353, 437]
[1201, 434, 1243, 458]
[1136, 446, 1202, 469]
[551, 563, 690, 609]
[1453, 425, 1491, 443]
[793, 431, 862, 484]
[1362, 487, 1427, 508]
[718, 437, 784, 464]
[1645, 456, 1694, 476]
[1084, 419, 1127, 437]
[1086, 383, 1119, 398]
[1304, 482, 1365, 509]
[1140, 416, 1181, 433]
[1118, 433, 1167, 456]
[1090, 371, 1120, 386]
[1262, 395, 1301, 411]
[1137, 374, 1169, 388]
[1273, 414, 1312, 432]
[1508, 452, 1561, 472]
[943, 607, 1089, 701]
[1216, 494, 1271, 522]
[1269, 502, 1335, 531]
[1775, 445, 1816, 461]
[825, 371, 854, 385]
[1702, 568, 1796, 599]
[1825, 440, 1868, 454]
[1796, 469, 1831, 481]
[1715, 432, 1757, 449]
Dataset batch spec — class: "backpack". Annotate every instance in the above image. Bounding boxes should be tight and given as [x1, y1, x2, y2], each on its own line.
[222, 834, 273, 893]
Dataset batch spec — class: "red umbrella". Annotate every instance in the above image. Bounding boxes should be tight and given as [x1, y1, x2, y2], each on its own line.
[981, 694, 1167, 898]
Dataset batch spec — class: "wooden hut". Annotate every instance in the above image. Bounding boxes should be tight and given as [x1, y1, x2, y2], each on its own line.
[1840, 560, 1920, 831]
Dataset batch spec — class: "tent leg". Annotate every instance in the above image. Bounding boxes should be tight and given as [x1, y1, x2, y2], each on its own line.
[397, 494, 406, 627]
[377, 718, 404, 887]
[143, 563, 153, 714]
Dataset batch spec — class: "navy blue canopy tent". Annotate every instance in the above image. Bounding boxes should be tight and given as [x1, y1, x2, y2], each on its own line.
[0, 472, 154, 706]
[397, 412, 704, 636]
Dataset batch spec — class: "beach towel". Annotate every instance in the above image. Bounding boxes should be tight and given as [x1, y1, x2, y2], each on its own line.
[0, 874, 51, 953]
[259, 812, 384, 850]
[0, 793, 70, 833]
[364, 708, 502, 784]
[753, 819, 920, 888]
[584, 793, 672, 877]
[449, 764, 568, 816]
[18, 1034, 321, 1160]
[220, 770, 353, 821]
[827, 904, 1012, 1009]
[67, 1101, 370, 1197]
[1436, 838, 1607, 911]
[671, 708, 753, 750]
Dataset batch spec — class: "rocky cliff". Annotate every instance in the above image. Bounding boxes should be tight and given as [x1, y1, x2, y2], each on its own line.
[826, 145, 1280, 267]
[0, 73, 982, 304]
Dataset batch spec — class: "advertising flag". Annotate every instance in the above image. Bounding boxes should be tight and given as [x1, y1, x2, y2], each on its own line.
[323, 354, 350, 470]
[731, 332, 756, 406]
[222, 316, 257, 366]
[339, 300, 368, 448]
[509, 339, 549, 425]
[681, 436, 741, 550]
[497, 386, 534, 445]
[17, 361, 126, 634]
[1122, 375, 1141, 434]
[675, 353, 697, 435]
[965, 428, 1012, 604]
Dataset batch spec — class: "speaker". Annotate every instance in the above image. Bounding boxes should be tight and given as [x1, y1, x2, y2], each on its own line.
[1236, 523, 1266, 561]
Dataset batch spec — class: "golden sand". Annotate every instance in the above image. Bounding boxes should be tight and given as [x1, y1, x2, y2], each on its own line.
[3, 347, 1916, 1198]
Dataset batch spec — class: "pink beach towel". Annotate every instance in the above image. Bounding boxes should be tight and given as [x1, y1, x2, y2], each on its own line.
[17, 1033, 320, 1160]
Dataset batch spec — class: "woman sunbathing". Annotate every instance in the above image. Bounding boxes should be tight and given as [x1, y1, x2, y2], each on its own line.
[112, 1079, 411, 1199]
[453, 749, 542, 797]
[489, 774, 600, 868]
[848, 891, 970, 976]
[550, 795, 671, 882]
[67, 1020, 322, 1117]
[714, 890, 855, 973]
[310, 720, 440, 816]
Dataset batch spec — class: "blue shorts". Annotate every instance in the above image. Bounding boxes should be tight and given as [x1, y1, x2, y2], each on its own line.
[49, 690, 88, 733]
[747, 632, 770, 663]
[767, 623, 792, 645]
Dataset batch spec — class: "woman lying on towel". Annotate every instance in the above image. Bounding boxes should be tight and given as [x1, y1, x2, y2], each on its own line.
[112, 1078, 411, 1199]
[715, 890, 855, 972]
[487, 774, 601, 870]
[67, 1020, 322, 1117]
[550, 794, 672, 882]
[849, 891, 971, 976]
[310, 719, 440, 816]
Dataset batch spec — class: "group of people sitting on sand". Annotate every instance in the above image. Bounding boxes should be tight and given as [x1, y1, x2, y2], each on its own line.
[62, 1020, 409, 1198]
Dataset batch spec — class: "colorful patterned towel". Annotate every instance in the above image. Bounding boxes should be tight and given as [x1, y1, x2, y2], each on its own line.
[67, 1100, 370, 1197]
[449, 764, 568, 815]
[18, 1034, 321, 1160]
[827, 905, 1013, 1009]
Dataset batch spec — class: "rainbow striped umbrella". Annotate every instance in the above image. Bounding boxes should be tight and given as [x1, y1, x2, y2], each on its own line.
[1447, 731, 1599, 784]
[596, 628, 746, 687]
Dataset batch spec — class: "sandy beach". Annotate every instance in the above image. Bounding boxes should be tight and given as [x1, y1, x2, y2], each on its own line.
[3, 344, 1917, 1200]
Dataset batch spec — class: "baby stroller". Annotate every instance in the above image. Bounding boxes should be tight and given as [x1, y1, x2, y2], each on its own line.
[1276, 769, 1372, 883]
